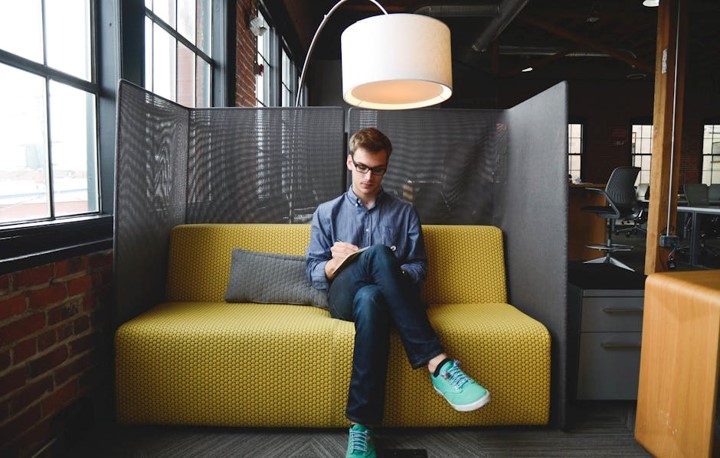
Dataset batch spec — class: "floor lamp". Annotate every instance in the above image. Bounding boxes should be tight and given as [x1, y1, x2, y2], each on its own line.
[295, 0, 453, 110]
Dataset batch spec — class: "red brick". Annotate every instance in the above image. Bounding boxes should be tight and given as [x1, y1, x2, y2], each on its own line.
[0, 294, 27, 322]
[0, 350, 10, 372]
[67, 275, 93, 297]
[54, 256, 89, 280]
[37, 330, 56, 352]
[82, 294, 96, 312]
[41, 379, 79, 417]
[27, 284, 67, 310]
[0, 368, 27, 397]
[13, 338, 37, 364]
[56, 323, 74, 343]
[28, 347, 68, 379]
[10, 376, 53, 415]
[0, 273, 12, 296]
[10, 416, 53, 458]
[54, 354, 90, 386]
[15, 265, 53, 289]
[73, 316, 90, 335]
[89, 251, 113, 270]
[0, 399, 9, 421]
[69, 334, 93, 356]
[0, 403, 41, 446]
[0, 314, 46, 346]
[47, 298, 81, 325]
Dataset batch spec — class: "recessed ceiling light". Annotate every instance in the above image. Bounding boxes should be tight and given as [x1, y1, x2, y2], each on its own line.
[522, 67, 533, 73]
[643, 0, 659, 7]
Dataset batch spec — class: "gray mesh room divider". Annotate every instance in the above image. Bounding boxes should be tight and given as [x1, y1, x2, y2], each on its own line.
[347, 108, 503, 225]
[114, 80, 569, 426]
[114, 81, 344, 326]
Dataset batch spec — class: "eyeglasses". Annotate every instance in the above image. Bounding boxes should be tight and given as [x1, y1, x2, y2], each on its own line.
[352, 158, 387, 176]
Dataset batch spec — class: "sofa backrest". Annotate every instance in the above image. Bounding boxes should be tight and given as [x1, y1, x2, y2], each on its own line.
[165, 224, 507, 305]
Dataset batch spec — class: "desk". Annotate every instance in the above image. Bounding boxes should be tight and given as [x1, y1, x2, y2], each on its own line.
[569, 184, 607, 261]
[677, 206, 720, 265]
[635, 270, 720, 458]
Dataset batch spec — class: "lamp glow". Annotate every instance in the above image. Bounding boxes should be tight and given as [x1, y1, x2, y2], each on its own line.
[341, 14, 453, 110]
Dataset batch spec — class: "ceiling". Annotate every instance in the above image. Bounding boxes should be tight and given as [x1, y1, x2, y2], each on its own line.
[274, 0, 720, 85]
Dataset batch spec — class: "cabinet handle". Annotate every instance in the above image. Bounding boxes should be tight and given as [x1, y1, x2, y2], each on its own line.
[601, 342, 641, 350]
[602, 307, 643, 315]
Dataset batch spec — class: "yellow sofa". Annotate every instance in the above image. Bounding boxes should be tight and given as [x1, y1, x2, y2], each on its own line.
[115, 224, 550, 427]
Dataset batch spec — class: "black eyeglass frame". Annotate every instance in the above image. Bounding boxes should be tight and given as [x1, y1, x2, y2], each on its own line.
[351, 158, 388, 176]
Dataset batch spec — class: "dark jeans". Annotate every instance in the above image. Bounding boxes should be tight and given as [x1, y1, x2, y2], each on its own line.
[328, 245, 444, 425]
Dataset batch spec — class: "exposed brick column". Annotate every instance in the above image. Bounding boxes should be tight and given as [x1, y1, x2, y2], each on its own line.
[0, 250, 113, 457]
[236, 0, 258, 107]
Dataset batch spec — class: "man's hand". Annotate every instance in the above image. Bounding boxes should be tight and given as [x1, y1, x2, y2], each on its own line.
[325, 241, 359, 280]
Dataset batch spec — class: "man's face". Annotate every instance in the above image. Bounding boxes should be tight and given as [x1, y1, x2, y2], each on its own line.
[347, 147, 388, 201]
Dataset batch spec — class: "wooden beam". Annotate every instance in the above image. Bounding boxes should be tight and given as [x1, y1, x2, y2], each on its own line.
[644, 0, 687, 274]
[520, 15, 654, 73]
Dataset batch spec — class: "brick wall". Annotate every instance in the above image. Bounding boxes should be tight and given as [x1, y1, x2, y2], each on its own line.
[236, 0, 257, 107]
[0, 250, 113, 457]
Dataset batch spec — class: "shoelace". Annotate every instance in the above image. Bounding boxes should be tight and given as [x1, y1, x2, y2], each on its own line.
[443, 362, 470, 390]
[349, 428, 370, 453]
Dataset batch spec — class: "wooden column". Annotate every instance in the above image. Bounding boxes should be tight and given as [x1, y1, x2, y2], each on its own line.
[644, 0, 687, 274]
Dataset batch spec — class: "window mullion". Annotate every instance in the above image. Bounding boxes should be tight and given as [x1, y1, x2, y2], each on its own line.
[146, 8, 211, 63]
[44, 78, 56, 219]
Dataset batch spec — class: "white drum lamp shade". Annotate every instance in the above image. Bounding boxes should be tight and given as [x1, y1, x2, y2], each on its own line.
[341, 14, 453, 110]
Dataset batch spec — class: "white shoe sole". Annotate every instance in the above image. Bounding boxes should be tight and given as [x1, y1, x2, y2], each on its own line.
[435, 389, 491, 412]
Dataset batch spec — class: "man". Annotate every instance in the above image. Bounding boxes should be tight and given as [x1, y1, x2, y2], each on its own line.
[306, 128, 490, 458]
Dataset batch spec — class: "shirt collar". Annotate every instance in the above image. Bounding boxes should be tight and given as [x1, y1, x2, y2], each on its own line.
[345, 186, 385, 209]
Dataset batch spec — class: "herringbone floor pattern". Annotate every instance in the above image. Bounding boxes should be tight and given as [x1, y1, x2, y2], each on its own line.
[67, 402, 651, 457]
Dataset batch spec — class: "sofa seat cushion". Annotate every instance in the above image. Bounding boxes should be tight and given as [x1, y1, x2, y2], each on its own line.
[116, 302, 352, 427]
[116, 301, 550, 427]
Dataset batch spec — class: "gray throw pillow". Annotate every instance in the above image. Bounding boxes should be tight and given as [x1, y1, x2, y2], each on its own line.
[224, 249, 329, 309]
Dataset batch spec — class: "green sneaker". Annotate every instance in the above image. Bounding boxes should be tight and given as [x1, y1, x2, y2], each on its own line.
[431, 360, 491, 412]
[346, 424, 377, 458]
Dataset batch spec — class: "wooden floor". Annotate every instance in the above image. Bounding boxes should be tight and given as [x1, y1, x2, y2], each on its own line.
[67, 402, 650, 457]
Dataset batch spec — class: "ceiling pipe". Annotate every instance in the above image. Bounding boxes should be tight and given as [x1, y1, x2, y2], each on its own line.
[463, 0, 530, 62]
[415, 5, 500, 17]
[499, 45, 640, 59]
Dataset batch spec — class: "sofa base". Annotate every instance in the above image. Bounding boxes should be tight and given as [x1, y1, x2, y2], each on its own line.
[116, 301, 550, 427]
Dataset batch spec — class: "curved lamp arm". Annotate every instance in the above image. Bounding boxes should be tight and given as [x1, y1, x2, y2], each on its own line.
[295, 0, 388, 107]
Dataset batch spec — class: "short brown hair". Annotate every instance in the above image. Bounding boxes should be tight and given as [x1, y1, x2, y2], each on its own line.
[348, 128, 392, 158]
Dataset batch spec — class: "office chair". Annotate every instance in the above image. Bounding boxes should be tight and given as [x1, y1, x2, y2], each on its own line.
[581, 166, 641, 271]
[616, 183, 649, 237]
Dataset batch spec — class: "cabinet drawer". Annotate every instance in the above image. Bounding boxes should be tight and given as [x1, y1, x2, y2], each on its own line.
[580, 297, 643, 332]
[577, 332, 642, 400]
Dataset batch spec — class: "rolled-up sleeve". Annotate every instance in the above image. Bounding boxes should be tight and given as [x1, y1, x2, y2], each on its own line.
[306, 209, 332, 290]
[399, 207, 427, 285]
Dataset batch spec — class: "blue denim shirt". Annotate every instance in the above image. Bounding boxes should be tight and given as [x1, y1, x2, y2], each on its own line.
[305, 187, 428, 290]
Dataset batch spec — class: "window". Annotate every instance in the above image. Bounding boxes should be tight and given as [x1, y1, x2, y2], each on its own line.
[631, 124, 653, 185]
[568, 123, 583, 182]
[701, 124, 720, 184]
[145, 0, 212, 108]
[0, 0, 99, 226]
[281, 48, 296, 107]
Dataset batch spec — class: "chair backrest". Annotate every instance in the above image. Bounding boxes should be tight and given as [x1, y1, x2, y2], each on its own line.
[709, 184, 720, 203]
[684, 183, 709, 207]
[605, 166, 641, 214]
